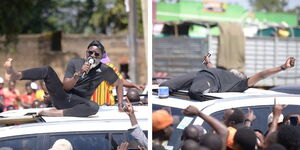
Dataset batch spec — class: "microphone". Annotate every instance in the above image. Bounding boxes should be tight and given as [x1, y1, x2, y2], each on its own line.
[81, 57, 95, 78]
[202, 50, 213, 64]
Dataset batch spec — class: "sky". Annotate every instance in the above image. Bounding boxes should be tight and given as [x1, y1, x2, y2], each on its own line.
[218, 0, 300, 11]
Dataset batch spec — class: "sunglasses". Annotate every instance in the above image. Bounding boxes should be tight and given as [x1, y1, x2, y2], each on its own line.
[87, 50, 100, 57]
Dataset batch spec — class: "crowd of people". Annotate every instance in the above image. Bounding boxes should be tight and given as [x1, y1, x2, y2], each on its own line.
[0, 78, 49, 112]
[0, 77, 146, 114]
[153, 103, 300, 150]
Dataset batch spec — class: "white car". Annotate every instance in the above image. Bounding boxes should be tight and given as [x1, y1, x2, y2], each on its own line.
[152, 88, 300, 150]
[0, 105, 148, 150]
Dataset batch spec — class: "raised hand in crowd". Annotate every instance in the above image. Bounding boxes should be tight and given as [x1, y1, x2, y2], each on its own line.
[244, 108, 256, 127]
[124, 102, 148, 148]
[117, 142, 129, 150]
[264, 98, 288, 149]
[183, 105, 228, 150]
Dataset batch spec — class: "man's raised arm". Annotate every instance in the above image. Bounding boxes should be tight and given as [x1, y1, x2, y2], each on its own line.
[247, 57, 295, 87]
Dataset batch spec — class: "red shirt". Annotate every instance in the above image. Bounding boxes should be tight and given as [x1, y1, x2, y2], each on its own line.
[3, 88, 20, 106]
[20, 93, 36, 104]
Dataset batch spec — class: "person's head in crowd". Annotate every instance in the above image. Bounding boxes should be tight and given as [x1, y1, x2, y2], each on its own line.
[31, 100, 40, 108]
[181, 125, 202, 142]
[0, 147, 13, 150]
[25, 82, 34, 95]
[6, 105, 15, 111]
[8, 80, 16, 91]
[266, 143, 287, 150]
[152, 109, 173, 142]
[233, 127, 257, 150]
[181, 139, 201, 150]
[126, 88, 140, 102]
[43, 91, 52, 106]
[30, 82, 38, 92]
[223, 108, 245, 127]
[283, 113, 300, 126]
[198, 133, 222, 150]
[49, 139, 73, 150]
[268, 113, 284, 127]
[0, 77, 4, 89]
[194, 125, 205, 136]
[277, 125, 300, 150]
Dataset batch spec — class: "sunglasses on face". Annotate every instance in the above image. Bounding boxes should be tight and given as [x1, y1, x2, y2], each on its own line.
[87, 50, 100, 57]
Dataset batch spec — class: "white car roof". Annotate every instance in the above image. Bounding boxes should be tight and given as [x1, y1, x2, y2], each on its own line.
[153, 88, 300, 125]
[152, 88, 297, 109]
[0, 105, 148, 138]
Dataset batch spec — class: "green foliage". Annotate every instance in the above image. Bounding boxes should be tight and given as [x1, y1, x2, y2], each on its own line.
[0, 0, 143, 52]
[0, 0, 59, 52]
[90, 0, 143, 36]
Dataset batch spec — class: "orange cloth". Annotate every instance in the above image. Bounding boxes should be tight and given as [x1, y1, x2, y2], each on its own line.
[227, 126, 237, 149]
[152, 110, 173, 131]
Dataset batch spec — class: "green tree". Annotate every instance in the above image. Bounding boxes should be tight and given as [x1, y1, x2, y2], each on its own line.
[0, 0, 143, 52]
[249, 0, 288, 12]
[89, 0, 143, 36]
[0, 0, 59, 52]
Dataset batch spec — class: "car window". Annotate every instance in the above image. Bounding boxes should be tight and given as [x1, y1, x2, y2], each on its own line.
[0, 136, 38, 150]
[48, 131, 146, 150]
[201, 105, 300, 134]
[49, 133, 110, 150]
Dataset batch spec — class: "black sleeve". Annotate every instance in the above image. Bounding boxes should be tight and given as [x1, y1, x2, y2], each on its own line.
[227, 78, 249, 92]
[104, 67, 119, 85]
[64, 59, 76, 78]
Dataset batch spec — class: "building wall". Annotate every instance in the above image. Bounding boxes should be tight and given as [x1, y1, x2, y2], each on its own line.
[0, 34, 146, 93]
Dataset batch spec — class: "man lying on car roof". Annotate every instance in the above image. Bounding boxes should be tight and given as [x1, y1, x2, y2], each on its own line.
[160, 56, 295, 101]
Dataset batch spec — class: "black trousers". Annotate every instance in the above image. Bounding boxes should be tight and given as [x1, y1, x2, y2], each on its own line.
[160, 72, 217, 101]
[21, 66, 99, 117]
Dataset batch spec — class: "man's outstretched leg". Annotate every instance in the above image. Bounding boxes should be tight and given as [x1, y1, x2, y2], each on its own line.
[4, 58, 67, 117]
[4, 58, 22, 81]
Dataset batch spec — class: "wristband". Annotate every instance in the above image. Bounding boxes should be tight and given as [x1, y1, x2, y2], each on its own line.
[280, 65, 286, 70]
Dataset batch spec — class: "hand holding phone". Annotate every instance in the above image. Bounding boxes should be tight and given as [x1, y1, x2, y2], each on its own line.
[290, 116, 298, 126]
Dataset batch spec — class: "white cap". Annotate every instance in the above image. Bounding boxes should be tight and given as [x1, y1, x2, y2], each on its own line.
[49, 139, 73, 150]
[30, 82, 38, 90]
[0, 77, 3, 83]
[268, 113, 284, 125]
[280, 21, 289, 28]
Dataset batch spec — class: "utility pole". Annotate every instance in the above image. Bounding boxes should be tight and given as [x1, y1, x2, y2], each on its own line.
[128, 0, 139, 83]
